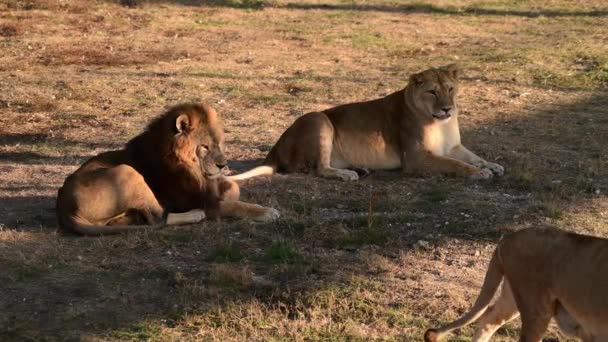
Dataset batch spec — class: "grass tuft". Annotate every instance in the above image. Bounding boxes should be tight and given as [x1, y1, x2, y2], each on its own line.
[208, 242, 244, 263]
[261, 241, 302, 264]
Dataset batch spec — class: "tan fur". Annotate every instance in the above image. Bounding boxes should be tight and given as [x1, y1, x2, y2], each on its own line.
[56, 103, 279, 235]
[425, 228, 608, 342]
[228, 64, 503, 182]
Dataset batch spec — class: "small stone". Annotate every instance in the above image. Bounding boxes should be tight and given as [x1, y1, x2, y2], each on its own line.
[414, 240, 430, 250]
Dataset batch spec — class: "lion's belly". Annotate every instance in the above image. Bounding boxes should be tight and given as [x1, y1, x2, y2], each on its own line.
[331, 134, 401, 170]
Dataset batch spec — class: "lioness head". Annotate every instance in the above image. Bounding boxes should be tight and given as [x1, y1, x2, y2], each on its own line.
[171, 104, 227, 180]
[407, 64, 459, 122]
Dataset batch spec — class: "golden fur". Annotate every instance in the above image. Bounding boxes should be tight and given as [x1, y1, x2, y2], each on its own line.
[56, 103, 279, 235]
[228, 64, 503, 182]
[425, 228, 608, 342]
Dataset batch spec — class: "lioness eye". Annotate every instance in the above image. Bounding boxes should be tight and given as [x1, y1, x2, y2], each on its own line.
[201, 144, 209, 151]
[448, 87, 454, 93]
[428, 90, 437, 97]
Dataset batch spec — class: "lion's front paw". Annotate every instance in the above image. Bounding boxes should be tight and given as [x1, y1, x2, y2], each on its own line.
[337, 169, 359, 181]
[255, 207, 280, 222]
[484, 162, 504, 176]
[191, 209, 206, 222]
[470, 168, 493, 180]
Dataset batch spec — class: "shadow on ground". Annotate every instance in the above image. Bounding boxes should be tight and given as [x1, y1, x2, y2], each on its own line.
[116, 0, 608, 17]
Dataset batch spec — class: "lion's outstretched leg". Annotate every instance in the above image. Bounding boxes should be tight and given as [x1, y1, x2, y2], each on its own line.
[472, 281, 519, 342]
[216, 178, 279, 222]
[219, 201, 280, 222]
[448, 144, 504, 176]
[405, 151, 492, 179]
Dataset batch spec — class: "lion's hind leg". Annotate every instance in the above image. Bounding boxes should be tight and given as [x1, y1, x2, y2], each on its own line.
[77, 165, 165, 226]
[510, 282, 554, 342]
[107, 165, 166, 224]
[472, 281, 520, 342]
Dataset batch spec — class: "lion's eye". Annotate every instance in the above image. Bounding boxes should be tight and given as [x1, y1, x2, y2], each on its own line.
[201, 144, 209, 151]
[428, 90, 438, 97]
[448, 87, 454, 93]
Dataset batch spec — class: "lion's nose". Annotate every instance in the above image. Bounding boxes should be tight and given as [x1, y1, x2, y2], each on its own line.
[216, 163, 227, 170]
[442, 106, 452, 113]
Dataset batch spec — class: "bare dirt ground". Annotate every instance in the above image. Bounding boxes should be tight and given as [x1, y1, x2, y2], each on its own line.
[1, 0, 607, 340]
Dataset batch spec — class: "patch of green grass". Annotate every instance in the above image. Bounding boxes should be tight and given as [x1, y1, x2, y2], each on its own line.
[208, 264, 252, 287]
[193, 16, 229, 27]
[333, 225, 392, 250]
[495, 321, 522, 339]
[210, 83, 245, 95]
[324, 11, 357, 20]
[538, 200, 564, 220]
[9, 264, 48, 282]
[420, 184, 453, 203]
[277, 220, 308, 236]
[261, 241, 302, 263]
[111, 321, 162, 341]
[575, 177, 597, 193]
[251, 93, 290, 105]
[324, 30, 411, 53]
[572, 54, 608, 89]
[291, 201, 313, 215]
[529, 54, 608, 90]
[186, 67, 238, 80]
[503, 164, 549, 192]
[141, 265, 177, 281]
[208, 242, 244, 263]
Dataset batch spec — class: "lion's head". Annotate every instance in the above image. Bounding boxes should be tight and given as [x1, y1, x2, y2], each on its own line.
[406, 64, 460, 122]
[130, 103, 227, 187]
[171, 104, 228, 180]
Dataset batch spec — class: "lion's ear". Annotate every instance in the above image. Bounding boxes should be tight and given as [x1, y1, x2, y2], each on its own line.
[409, 72, 424, 87]
[175, 114, 190, 134]
[441, 63, 460, 80]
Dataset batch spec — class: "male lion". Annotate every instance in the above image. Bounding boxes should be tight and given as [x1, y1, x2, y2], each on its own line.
[425, 228, 608, 342]
[228, 64, 503, 182]
[56, 103, 279, 235]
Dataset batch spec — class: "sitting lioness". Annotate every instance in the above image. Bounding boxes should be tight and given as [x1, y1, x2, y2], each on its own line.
[228, 64, 503, 182]
[56, 103, 279, 235]
[425, 228, 608, 342]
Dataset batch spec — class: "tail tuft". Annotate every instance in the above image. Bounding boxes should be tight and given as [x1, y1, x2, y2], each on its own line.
[424, 329, 439, 342]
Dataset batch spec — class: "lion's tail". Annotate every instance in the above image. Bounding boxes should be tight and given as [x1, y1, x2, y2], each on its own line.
[58, 213, 164, 236]
[424, 247, 504, 342]
[226, 147, 278, 182]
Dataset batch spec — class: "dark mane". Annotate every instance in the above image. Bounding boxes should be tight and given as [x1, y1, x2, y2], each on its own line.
[125, 104, 218, 213]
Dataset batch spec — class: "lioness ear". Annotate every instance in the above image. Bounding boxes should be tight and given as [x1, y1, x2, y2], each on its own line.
[409, 72, 424, 87]
[175, 114, 190, 134]
[441, 63, 460, 80]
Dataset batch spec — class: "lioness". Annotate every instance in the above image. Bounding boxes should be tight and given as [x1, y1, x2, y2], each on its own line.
[425, 228, 608, 342]
[56, 103, 279, 235]
[228, 64, 503, 182]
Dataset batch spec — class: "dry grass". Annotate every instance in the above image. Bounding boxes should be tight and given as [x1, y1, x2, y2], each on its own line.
[1, 0, 607, 340]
